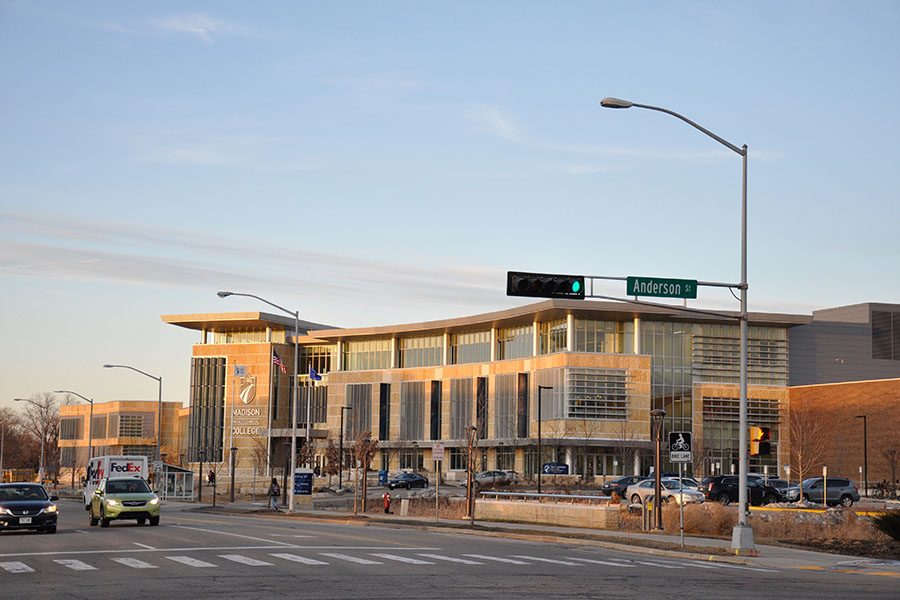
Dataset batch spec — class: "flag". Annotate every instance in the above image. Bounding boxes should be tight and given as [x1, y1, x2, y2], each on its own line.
[272, 350, 287, 374]
[309, 367, 322, 381]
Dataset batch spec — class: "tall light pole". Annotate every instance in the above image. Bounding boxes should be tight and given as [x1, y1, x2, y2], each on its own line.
[0, 419, 6, 483]
[855, 415, 868, 497]
[339, 406, 353, 490]
[103, 364, 163, 464]
[54, 390, 94, 462]
[218, 291, 302, 513]
[650, 408, 666, 531]
[600, 97, 753, 553]
[537, 385, 552, 494]
[14, 398, 46, 483]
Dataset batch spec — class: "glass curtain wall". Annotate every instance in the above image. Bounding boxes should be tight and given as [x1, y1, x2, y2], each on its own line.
[399, 381, 426, 440]
[450, 378, 473, 439]
[342, 340, 391, 371]
[539, 319, 568, 354]
[345, 384, 373, 438]
[450, 331, 491, 364]
[399, 336, 442, 368]
[497, 325, 533, 360]
[574, 320, 632, 354]
[494, 374, 517, 439]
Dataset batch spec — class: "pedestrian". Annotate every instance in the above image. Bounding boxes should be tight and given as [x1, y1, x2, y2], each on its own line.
[268, 477, 281, 511]
[382, 491, 392, 514]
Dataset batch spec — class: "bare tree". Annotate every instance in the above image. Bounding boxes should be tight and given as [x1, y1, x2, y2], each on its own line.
[18, 392, 71, 482]
[323, 438, 340, 486]
[610, 420, 637, 476]
[789, 397, 829, 486]
[571, 416, 603, 483]
[352, 431, 378, 514]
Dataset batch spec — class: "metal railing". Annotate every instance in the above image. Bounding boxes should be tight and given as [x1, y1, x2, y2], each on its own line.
[479, 491, 614, 505]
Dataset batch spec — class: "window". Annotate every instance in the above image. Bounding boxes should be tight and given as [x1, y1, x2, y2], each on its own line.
[122, 445, 154, 457]
[300, 345, 336, 375]
[212, 329, 285, 344]
[574, 320, 630, 354]
[476, 377, 488, 439]
[497, 325, 533, 360]
[188, 356, 226, 462]
[91, 415, 107, 439]
[346, 384, 372, 438]
[494, 374, 516, 439]
[379, 384, 391, 440]
[450, 331, 491, 364]
[496, 447, 515, 471]
[534, 368, 565, 420]
[539, 319, 568, 354]
[450, 378, 473, 439]
[59, 417, 82, 440]
[692, 325, 789, 385]
[430, 381, 442, 440]
[297, 384, 328, 424]
[448, 448, 467, 471]
[567, 368, 628, 420]
[399, 336, 443, 368]
[60, 447, 76, 466]
[399, 449, 424, 471]
[399, 382, 426, 440]
[119, 414, 145, 437]
[342, 339, 392, 371]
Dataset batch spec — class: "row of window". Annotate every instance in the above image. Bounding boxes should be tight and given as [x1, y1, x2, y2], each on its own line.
[59, 413, 152, 440]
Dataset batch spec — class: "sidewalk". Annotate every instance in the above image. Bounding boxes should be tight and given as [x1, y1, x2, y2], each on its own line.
[192, 500, 900, 575]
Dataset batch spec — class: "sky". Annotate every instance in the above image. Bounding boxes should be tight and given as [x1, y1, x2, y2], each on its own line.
[1, 1, 899, 408]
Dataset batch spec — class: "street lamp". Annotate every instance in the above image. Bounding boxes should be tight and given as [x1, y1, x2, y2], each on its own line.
[15, 398, 47, 483]
[102, 364, 163, 464]
[650, 408, 666, 531]
[855, 415, 868, 497]
[218, 291, 302, 513]
[537, 385, 552, 494]
[600, 97, 753, 553]
[339, 406, 353, 490]
[54, 390, 94, 462]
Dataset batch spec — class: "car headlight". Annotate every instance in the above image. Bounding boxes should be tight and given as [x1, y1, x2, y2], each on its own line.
[149, 497, 160, 505]
[45, 505, 58, 513]
[0, 507, 11, 516]
[106, 498, 120, 506]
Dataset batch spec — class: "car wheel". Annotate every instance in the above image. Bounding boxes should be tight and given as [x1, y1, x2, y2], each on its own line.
[44, 526, 57, 534]
[802, 494, 811, 502]
[89, 507, 99, 527]
[149, 516, 160, 526]
[717, 493, 731, 505]
[100, 507, 110, 528]
[839, 495, 853, 507]
[631, 494, 641, 504]
[137, 518, 146, 525]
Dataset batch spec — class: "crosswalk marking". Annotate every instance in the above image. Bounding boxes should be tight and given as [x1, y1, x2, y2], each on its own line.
[166, 556, 217, 568]
[0, 561, 34, 573]
[462, 554, 529, 565]
[320, 553, 382, 565]
[270, 553, 328, 565]
[567, 557, 636, 567]
[219, 554, 273, 566]
[54, 559, 97, 571]
[370, 553, 434, 565]
[416, 553, 482, 565]
[635, 560, 684, 569]
[111, 557, 157, 569]
[511, 555, 582, 566]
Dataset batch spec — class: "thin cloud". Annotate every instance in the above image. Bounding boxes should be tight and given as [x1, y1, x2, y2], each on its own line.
[149, 13, 246, 43]
[465, 105, 525, 144]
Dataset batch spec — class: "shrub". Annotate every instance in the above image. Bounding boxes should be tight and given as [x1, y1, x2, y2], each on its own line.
[871, 511, 900, 541]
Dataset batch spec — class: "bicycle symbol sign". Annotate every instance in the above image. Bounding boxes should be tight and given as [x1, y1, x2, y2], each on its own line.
[669, 431, 693, 463]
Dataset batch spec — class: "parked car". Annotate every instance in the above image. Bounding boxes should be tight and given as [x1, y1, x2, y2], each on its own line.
[600, 476, 645, 498]
[800, 477, 860, 507]
[387, 472, 429, 490]
[757, 478, 796, 503]
[626, 478, 705, 506]
[666, 476, 701, 490]
[89, 477, 160, 527]
[0, 483, 58, 534]
[474, 470, 514, 486]
[700, 476, 767, 506]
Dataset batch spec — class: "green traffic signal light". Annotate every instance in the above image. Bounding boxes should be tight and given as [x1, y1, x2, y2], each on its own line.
[572, 280, 581, 293]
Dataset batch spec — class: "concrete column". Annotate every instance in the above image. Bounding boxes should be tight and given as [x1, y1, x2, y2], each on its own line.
[390, 337, 399, 368]
[443, 333, 450, 365]
[266, 326, 272, 343]
[336, 341, 344, 371]
[490, 328, 498, 362]
[633, 452, 642, 476]
[200, 328, 207, 344]
[633, 317, 641, 354]
[565, 447, 574, 473]
[566, 314, 575, 352]
[532, 322, 540, 357]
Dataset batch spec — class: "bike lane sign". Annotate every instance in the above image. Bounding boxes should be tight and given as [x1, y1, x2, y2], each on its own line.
[669, 431, 692, 463]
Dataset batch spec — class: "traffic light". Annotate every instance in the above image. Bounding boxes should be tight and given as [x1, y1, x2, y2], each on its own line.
[749, 426, 771, 457]
[507, 271, 585, 299]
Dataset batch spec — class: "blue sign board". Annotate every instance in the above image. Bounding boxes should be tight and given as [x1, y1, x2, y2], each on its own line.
[542, 463, 569, 475]
[293, 469, 313, 495]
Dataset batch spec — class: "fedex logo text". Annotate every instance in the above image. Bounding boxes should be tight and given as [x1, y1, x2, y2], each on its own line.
[111, 463, 142, 473]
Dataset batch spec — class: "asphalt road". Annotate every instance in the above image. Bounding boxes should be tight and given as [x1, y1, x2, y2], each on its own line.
[0, 499, 896, 599]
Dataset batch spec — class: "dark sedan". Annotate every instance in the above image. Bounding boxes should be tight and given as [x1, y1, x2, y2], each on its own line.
[387, 472, 429, 490]
[700, 476, 767, 506]
[600, 476, 645, 498]
[0, 483, 59, 534]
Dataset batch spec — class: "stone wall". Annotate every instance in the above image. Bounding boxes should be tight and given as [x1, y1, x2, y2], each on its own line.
[474, 498, 620, 529]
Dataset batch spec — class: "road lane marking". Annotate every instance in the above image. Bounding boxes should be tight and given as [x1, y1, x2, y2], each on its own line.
[567, 557, 636, 567]
[0, 561, 34, 573]
[319, 553, 382, 565]
[166, 556, 217, 568]
[462, 554, 529, 565]
[270, 534, 315, 538]
[74, 529, 90, 534]
[701, 562, 778, 573]
[511, 555, 582, 566]
[0, 545, 438, 558]
[416, 554, 482, 565]
[133, 543, 156, 550]
[674, 561, 720, 569]
[111, 558, 157, 569]
[370, 553, 434, 565]
[54, 559, 97, 571]
[170, 525, 295, 546]
[218, 554, 273, 566]
[635, 561, 684, 569]
[270, 553, 328, 565]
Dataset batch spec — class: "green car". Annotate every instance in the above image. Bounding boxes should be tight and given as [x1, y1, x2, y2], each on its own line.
[89, 477, 160, 527]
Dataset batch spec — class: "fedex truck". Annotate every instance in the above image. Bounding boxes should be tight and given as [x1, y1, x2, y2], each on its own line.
[82, 455, 149, 509]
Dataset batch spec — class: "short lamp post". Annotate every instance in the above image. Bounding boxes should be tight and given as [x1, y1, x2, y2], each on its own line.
[197, 448, 207, 502]
[855, 415, 868, 497]
[537, 385, 552, 494]
[230, 446, 238, 503]
[339, 406, 353, 490]
[102, 364, 163, 463]
[650, 408, 667, 531]
[14, 398, 47, 483]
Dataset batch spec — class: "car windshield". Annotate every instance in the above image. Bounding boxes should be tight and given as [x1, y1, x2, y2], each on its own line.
[107, 479, 151, 494]
[769, 480, 788, 489]
[0, 485, 48, 501]
[802, 478, 819, 487]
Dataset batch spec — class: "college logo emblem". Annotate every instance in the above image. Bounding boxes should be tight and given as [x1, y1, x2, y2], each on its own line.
[239, 375, 257, 404]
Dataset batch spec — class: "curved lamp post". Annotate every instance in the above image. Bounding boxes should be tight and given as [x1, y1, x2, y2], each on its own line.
[600, 97, 753, 553]
[218, 291, 301, 513]
[102, 364, 163, 464]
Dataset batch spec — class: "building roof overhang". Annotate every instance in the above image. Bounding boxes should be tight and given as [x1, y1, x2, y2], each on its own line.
[161, 312, 335, 333]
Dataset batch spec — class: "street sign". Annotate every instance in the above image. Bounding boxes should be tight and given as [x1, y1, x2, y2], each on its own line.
[293, 468, 313, 495]
[542, 463, 569, 475]
[432, 443, 444, 461]
[669, 431, 693, 463]
[627, 276, 697, 299]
